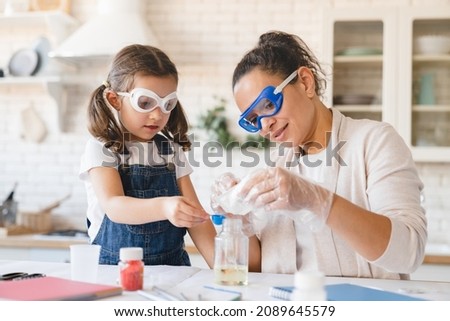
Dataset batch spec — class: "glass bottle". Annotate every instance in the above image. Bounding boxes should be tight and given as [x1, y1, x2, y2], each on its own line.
[119, 247, 144, 291]
[290, 271, 327, 301]
[214, 218, 249, 286]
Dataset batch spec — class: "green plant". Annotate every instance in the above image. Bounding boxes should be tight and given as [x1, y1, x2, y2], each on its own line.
[196, 96, 270, 149]
[196, 97, 238, 149]
[243, 134, 271, 149]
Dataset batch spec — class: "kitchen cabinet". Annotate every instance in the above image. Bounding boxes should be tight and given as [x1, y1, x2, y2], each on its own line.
[0, 10, 78, 131]
[323, 6, 450, 162]
[398, 8, 450, 162]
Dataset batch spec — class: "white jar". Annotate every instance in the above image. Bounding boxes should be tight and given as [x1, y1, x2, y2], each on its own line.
[290, 271, 327, 301]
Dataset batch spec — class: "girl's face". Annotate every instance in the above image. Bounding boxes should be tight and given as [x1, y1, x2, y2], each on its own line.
[116, 74, 177, 142]
[233, 68, 317, 147]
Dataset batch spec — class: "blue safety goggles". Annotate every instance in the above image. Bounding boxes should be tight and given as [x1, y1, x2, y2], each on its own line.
[238, 70, 298, 133]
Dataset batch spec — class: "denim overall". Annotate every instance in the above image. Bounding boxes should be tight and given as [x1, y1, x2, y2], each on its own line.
[93, 134, 191, 266]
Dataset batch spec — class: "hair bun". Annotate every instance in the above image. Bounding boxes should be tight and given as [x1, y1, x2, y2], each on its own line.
[258, 31, 296, 48]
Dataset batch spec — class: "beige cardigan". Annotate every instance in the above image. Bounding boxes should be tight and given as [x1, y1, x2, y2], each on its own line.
[258, 109, 427, 279]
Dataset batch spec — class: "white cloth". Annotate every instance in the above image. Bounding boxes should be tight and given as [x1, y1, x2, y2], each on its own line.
[79, 137, 193, 241]
[259, 109, 427, 279]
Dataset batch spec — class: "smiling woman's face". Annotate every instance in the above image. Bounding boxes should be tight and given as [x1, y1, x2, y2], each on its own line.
[233, 68, 317, 148]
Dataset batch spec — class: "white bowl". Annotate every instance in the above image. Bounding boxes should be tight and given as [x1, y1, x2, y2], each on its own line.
[415, 35, 450, 55]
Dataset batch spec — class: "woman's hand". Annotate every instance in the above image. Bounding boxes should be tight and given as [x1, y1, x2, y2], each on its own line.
[210, 172, 258, 236]
[210, 172, 240, 214]
[237, 167, 334, 225]
[162, 196, 210, 228]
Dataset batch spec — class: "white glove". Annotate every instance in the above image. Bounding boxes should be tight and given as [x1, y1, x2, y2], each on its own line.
[210, 172, 258, 236]
[236, 167, 334, 230]
[210, 172, 240, 214]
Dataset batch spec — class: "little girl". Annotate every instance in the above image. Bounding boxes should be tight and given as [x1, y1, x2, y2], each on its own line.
[79, 44, 215, 266]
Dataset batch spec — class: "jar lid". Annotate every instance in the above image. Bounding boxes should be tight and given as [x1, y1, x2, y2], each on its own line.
[211, 214, 224, 225]
[294, 271, 325, 290]
[120, 247, 143, 261]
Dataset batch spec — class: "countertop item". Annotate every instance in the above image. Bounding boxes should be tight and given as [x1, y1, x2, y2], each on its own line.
[333, 94, 375, 105]
[415, 35, 450, 55]
[31, 36, 51, 75]
[8, 48, 40, 76]
[336, 47, 382, 56]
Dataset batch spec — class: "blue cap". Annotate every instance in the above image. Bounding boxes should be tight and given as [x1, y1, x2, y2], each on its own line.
[211, 214, 225, 225]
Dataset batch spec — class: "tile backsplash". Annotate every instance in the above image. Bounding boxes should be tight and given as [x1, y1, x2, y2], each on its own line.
[0, 0, 449, 245]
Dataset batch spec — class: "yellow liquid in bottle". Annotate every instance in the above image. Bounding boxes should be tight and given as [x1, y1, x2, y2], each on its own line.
[214, 265, 248, 286]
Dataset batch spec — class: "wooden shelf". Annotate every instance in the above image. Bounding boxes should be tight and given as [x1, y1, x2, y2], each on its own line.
[424, 255, 450, 265]
[0, 11, 79, 132]
[334, 55, 383, 65]
[0, 11, 76, 26]
[0, 76, 60, 84]
[412, 105, 450, 112]
[413, 54, 450, 63]
[333, 105, 382, 112]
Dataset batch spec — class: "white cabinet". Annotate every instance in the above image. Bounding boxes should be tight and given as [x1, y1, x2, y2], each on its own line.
[0, 11, 78, 131]
[398, 8, 450, 162]
[323, 6, 450, 162]
[323, 9, 398, 126]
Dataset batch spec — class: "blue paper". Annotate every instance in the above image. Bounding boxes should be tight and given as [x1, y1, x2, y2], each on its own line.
[269, 283, 426, 301]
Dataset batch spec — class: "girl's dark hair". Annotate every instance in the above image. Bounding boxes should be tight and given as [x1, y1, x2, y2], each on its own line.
[232, 31, 327, 97]
[87, 44, 191, 153]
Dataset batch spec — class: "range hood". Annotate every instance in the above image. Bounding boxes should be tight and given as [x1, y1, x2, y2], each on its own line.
[49, 0, 159, 62]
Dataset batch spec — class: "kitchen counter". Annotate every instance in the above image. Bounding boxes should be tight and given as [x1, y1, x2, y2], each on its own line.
[0, 234, 89, 249]
[0, 233, 199, 253]
[423, 244, 450, 264]
[1, 234, 449, 263]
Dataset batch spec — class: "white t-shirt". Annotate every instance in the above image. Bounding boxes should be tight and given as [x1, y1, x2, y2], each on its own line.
[79, 137, 193, 241]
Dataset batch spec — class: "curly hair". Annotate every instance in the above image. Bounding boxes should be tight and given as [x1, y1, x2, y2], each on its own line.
[232, 31, 327, 98]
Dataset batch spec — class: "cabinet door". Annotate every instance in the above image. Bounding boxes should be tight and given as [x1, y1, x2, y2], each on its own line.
[398, 7, 450, 162]
[323, 8, 397, 126]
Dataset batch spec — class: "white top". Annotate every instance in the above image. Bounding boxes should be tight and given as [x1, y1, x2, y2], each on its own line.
[79, 137, 193, 241]
[259, 109, 427, 279]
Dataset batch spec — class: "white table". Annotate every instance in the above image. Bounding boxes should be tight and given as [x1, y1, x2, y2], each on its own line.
[1, 260, 450, 301]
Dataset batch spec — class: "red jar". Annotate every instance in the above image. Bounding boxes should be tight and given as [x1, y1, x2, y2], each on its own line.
[119, 247, 144, 291]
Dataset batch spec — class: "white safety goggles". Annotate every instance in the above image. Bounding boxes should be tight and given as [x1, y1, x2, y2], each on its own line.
[117, 88, 178, 113]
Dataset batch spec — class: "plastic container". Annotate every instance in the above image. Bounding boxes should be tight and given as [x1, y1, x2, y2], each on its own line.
[119, 247, 144, 291]
[290, 271, 327, 301]
[214, 218, 249, 286]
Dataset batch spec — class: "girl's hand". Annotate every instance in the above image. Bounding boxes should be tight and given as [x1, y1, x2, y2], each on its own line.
[163, 196, 210, 228]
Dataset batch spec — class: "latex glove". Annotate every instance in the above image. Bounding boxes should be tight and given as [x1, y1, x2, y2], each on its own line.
[210, 172, 240, 214]
[210, 172, 256, 236]
[236, 167, 334, 230]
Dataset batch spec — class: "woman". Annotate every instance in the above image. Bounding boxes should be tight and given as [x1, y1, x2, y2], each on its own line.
[212, 31, 426, 279]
